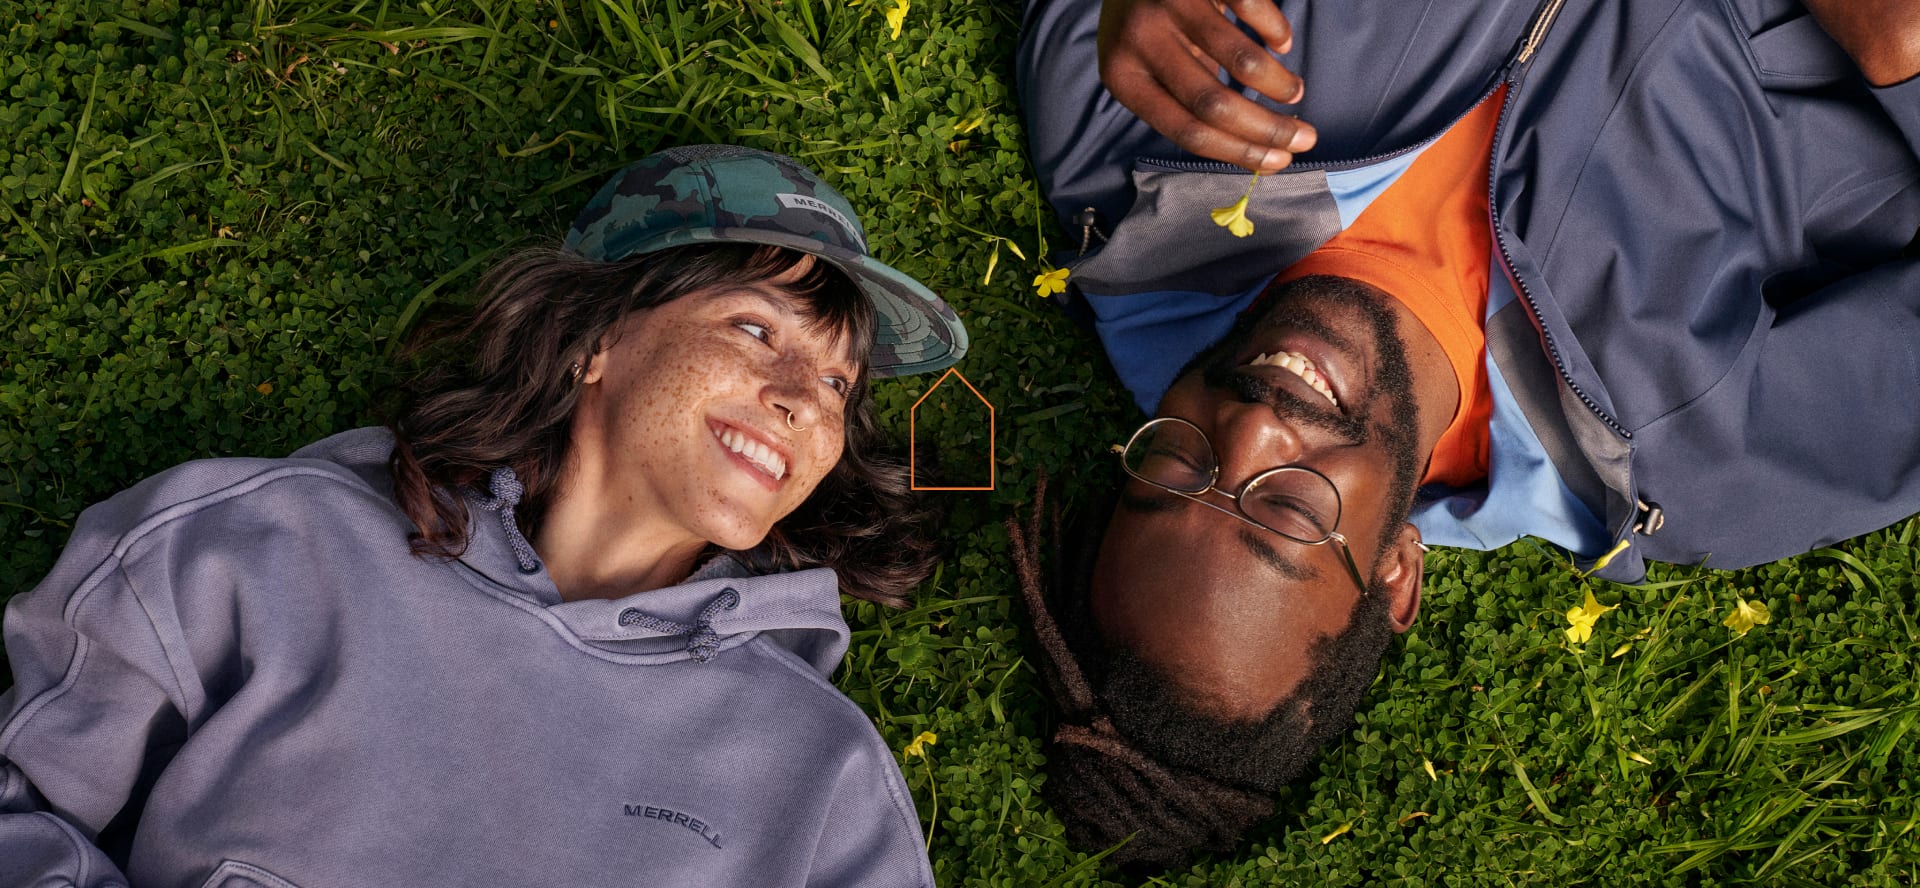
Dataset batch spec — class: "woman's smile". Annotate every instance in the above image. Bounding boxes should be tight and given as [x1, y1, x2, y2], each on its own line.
[709, 418, 792, 489]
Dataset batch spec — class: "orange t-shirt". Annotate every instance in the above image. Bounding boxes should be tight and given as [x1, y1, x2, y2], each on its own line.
[1271, 84, 1508, 487]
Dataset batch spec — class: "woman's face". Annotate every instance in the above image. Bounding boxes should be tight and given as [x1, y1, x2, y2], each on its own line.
[573, 256, 859, 550]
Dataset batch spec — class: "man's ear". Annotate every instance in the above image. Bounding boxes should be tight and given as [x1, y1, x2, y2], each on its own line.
[1377, 523, 1425, 633]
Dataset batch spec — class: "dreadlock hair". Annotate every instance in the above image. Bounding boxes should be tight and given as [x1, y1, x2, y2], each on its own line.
[388, 242, 936, 607]
[1007, 476, 1397, 872]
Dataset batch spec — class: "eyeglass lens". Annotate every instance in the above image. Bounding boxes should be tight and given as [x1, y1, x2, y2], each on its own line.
[1122, 419, 1340, 543]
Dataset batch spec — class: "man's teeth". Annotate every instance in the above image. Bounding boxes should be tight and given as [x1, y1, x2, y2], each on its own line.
[715, 427, 787, 480]
[1247, 351, 1339, 407]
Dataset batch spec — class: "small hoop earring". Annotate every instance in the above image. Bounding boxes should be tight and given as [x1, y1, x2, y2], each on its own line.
[1414, 539, 1431, 553]
[785, 409, 807, 432]
[568, 360, 583, 382]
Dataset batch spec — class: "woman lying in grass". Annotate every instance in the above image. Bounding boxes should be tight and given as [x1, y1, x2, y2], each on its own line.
[0, 146, 965, 888]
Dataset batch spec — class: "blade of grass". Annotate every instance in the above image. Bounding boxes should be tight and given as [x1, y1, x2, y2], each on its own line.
[384, 246, 505, 357]
[60, 62, 103, 200]
[1814, 547, 1884, 593]
[743, 0, 837, 86]
[1507, 756, 1563, 824]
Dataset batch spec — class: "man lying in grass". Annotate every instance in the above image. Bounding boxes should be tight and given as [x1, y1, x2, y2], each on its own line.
[1011, 0, 1920, 870]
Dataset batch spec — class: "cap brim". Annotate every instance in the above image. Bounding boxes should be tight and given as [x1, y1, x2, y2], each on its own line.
[598, 227, 969, 377]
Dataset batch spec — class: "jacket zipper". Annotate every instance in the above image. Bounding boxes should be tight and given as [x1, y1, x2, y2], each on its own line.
[1137, 82, 1503, 179]
[1134, 138, 1433, 175]
[1486, 0, 1631, 439]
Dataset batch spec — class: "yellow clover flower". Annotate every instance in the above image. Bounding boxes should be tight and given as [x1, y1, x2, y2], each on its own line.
[1210, 172, 1260, 238]
[902, 731, 938, 759]
[1722, 596, 1771, 636]
[1033, 267, 1070, 298]
[886, 0, 909, 40]
[1564, 590, 1615, 644]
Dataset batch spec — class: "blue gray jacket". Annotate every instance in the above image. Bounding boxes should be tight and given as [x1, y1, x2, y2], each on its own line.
[0, 428, 934, 888]
[1020, 0, 1920, 582]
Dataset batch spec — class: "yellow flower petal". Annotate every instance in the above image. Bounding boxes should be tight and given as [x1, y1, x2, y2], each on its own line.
[1564, 590, 1614, 644]
[1032, 267, 1069, 298]
[982, 242, 1000, 287]
[255, 382, 273, 395]
[1209, 194, 1254, 238]
[1586, 538, 1632, 574]
[885, 0, 909, 39]
[1320, 821, 1353, 844]
[1722, 597, 1771, 636]
[903, 730, 938, 758]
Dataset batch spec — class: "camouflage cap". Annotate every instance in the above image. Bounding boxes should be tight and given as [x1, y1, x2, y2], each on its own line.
[564, 145, 968, 377]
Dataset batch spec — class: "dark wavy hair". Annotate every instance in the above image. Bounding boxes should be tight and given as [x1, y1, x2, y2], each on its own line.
[1007, 478, 1396, 872]
[387, 242, 935, 607]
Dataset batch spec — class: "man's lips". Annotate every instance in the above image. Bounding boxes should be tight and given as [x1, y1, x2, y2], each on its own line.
[1244, 350, 1337, 407]
[706, 419, 792, 490]
[1236, 333, 1352, 415]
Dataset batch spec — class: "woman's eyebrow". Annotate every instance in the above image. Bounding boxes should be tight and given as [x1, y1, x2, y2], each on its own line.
[726, 286, 863, 372]
[718, 286, 795, 316]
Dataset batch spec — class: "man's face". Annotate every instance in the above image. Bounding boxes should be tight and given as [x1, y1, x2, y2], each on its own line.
[1091, 278, 1427, 720]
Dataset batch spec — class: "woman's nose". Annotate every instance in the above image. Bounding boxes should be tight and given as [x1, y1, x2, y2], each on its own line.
[762, 359, 827, 432]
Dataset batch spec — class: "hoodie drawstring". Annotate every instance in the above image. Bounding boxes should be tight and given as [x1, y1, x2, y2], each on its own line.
[472, 466, 541, 574]
[619, 588, 742, 663]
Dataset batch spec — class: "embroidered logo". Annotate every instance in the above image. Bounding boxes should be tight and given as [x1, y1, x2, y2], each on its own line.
[624, 803, 724, 849]
[775, 193, 865, 249]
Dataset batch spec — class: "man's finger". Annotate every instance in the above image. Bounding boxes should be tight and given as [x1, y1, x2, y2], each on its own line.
[1223, 0, 1294, 56]
[1176, 0, 1303, 105]
[1149, 52, 1316, 166]
[1107, 63, 1307, 171]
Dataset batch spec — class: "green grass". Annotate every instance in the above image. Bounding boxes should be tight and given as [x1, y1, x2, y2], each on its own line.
[4, 0, 1919, 884]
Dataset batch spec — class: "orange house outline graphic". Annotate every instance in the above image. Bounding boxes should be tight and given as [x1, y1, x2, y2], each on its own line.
[909, 368, 995, 491]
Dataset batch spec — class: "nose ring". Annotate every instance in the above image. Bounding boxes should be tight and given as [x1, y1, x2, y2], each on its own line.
[785, 409, 807, 432]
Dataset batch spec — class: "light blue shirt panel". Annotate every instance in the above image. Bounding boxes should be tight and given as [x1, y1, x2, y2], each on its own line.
[1409, 263, 1611, 557]
[1092, 282, 1271, 415]
[1324, 148, 1430, 228]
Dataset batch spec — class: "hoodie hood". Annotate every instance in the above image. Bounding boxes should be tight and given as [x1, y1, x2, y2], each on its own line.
[290, 427, 852, 675]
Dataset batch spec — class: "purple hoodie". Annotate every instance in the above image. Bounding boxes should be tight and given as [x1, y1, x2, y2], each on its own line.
[0, 427, 934, 888]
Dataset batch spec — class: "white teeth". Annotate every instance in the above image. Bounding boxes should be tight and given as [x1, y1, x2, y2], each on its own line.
[715, 426, 786, 481]
[1247, 351, 1339, 408]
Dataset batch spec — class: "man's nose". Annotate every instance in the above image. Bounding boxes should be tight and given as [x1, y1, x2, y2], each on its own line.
[1211, 399, 1306, 490]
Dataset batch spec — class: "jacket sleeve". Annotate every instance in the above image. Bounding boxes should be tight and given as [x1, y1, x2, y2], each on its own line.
[1632, 255, 1920, 571]
[0, 501, 200, 888]
[804, 748, 936, 888]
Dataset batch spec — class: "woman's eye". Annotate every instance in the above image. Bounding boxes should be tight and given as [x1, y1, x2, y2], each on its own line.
[735, 321, 771, 342]
[822, 376, 850, 397]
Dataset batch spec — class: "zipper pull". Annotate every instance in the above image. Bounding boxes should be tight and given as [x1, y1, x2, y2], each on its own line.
[1074, 207, 1108, 259]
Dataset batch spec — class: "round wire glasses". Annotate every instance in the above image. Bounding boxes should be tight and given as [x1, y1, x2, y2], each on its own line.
[1117, 416, 1369, 596]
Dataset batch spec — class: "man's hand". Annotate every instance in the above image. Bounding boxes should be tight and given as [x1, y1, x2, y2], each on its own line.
[1097, 0, 1318, 172]
[1801, 0, 1920, 87]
